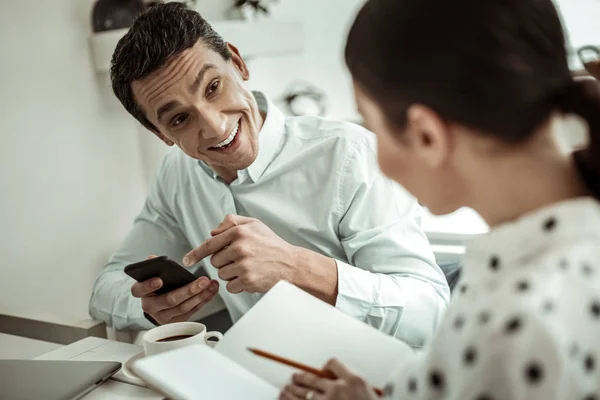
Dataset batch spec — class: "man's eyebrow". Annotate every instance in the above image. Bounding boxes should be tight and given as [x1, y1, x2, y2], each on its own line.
[156, 101, 181, 123]
[155, 64, 218, 123]
[190, 63, 218, 93]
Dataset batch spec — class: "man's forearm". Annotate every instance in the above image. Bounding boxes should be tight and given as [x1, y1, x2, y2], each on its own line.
[89, 269, 155, 331]
[288, 246, 338, 305]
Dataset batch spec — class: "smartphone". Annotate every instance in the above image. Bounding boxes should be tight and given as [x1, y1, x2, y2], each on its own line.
[124, 256, 197, 295]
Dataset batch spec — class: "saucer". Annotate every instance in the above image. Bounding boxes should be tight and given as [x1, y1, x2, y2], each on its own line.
[122, 341, 218, 387]
[122, 352, 147, 387]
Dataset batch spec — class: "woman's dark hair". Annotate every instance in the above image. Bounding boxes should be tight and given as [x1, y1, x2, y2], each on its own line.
[110, 2, 231, 132]
[345, 0, 600, 198]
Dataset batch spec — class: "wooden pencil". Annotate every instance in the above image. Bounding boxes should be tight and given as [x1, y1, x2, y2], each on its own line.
[248, 347, 384, 397]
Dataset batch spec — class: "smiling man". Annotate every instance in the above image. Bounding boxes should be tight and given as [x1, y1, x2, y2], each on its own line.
[88, 3, 449, 346]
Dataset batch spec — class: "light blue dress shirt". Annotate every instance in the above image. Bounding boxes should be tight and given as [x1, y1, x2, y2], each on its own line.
[89, 93, 450, 347]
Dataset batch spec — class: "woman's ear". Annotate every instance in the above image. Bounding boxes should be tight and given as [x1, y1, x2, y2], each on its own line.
[405, 104, 452, 168]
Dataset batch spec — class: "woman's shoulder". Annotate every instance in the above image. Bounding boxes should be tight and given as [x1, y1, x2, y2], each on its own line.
[386, 263, 600, 399]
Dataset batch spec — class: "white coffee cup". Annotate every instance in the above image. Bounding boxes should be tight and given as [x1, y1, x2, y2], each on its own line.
[142, 321, 223, 357]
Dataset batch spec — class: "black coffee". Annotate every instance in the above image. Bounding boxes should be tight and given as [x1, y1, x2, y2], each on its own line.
[157, 335, 194, 342]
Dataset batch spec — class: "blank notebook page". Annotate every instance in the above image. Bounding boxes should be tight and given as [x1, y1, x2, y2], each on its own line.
[132, 344, 278, 400]
[215, 281, 414, 389]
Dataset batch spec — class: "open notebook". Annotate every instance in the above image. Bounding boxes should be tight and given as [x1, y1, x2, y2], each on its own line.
[132, 281, 414, 399]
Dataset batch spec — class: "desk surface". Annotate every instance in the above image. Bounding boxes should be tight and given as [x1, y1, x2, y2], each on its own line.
[0, 334, 157, 398]
[36, 337, 163, 399]
[0, 333, 62, 360]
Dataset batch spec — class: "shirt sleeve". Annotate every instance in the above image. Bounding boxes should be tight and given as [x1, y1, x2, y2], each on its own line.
[88, 157, 193, 330]
[334, 136, 450, 347]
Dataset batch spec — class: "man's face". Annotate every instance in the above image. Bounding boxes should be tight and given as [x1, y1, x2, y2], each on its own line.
[132, 41, 262, 177]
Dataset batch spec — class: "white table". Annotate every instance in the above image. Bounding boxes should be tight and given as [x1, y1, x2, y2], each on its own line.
[35, 337, 163, 399]
[0, 333, 62, 360]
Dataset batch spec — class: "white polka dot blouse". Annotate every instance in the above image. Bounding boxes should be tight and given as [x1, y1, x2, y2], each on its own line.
[384, 197, 600, 400]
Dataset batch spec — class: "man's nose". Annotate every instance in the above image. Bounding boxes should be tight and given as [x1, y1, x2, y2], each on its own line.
[196, 106, 227, 139]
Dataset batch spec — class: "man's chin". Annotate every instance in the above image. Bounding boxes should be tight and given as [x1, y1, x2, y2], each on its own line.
[208, 153, 258, 173]
[232, 155, 257, 171]
[234, 148, 259, 169]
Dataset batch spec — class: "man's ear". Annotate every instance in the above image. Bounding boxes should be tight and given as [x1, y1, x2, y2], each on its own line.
[149, 128, 174, 146]
[405, 104, 451, 168]
[226, 42, 250, 81]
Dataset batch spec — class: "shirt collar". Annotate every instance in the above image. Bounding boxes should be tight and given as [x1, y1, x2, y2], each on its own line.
[197, 91, 286, 183]
[463, 197, 600, 283]
[245, 91, 286, 183]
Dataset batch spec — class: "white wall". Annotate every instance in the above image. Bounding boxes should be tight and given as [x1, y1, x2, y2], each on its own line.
[0, 0, 148, 325]
[556, 0, 600, 47]
[192, 0, 366, 120]
[554, 0, 600, 70]
[245, 0, 365, 121]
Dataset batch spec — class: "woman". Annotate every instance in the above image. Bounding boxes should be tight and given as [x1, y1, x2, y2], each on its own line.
[280, 0, 600, 399]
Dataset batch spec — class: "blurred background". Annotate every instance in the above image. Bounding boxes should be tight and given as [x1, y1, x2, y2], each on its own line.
[0, 0, 597, 342]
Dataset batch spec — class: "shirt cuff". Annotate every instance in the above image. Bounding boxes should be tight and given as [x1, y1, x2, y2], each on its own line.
[143, 312, 160, 327]
[131, 305, 159, 331]
[334, 259, 374, 321]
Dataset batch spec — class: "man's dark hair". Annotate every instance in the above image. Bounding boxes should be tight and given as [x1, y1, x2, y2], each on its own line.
[110, 2, 232, 131]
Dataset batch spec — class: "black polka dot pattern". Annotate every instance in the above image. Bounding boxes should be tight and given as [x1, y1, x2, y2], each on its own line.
[429, 370, 445, 391]
[407, 378, 417, 393]
[524, 362, 544, 385]
[478, 311, 491, 325]
[590, 301, 600, 318]
[464, 346, 477, 366]
[516, 280, 530, 292]
[489, 256, 500, 271]
[454, 315, 466, 331]
[543, 217, 557, 231]
[584, 354, 595, 373]
[395, 201, 600, 399]
[505, 316, 523, 334]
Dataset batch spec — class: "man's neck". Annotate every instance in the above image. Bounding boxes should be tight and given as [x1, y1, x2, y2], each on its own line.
[213, 167, 238, 184]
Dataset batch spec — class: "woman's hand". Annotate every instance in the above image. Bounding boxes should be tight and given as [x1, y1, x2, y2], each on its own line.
[279, 358, 379, 400]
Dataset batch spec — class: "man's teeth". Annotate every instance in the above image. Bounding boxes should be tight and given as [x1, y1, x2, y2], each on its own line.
[213, 123, 239, 149]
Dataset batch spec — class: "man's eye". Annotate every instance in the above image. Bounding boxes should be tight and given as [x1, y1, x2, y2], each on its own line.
[208, 80, 220, 95]
[171, 114, 188, 127]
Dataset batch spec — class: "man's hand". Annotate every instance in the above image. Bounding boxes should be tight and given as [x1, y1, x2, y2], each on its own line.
[182, 215, 300, 295]
[131, 257, 220, 325]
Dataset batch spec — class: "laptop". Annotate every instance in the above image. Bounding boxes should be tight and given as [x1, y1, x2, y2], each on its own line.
[0, 359, 121, 400]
